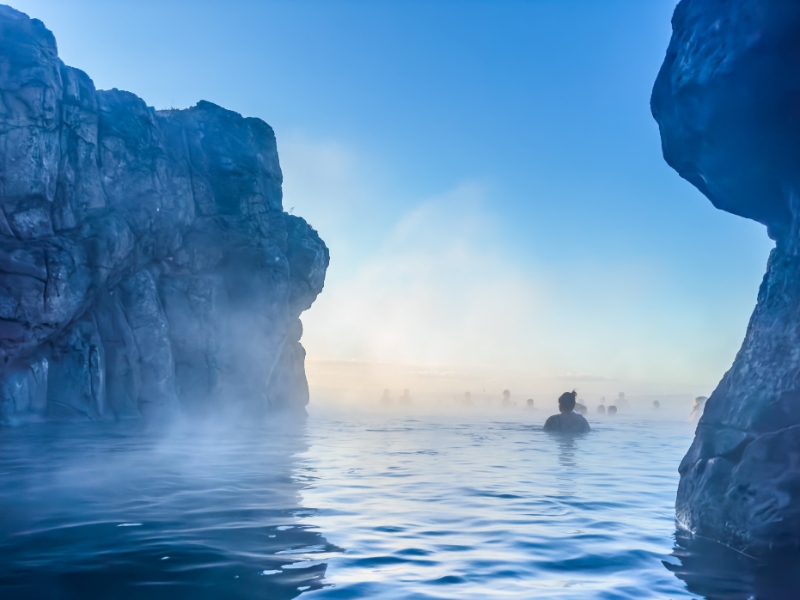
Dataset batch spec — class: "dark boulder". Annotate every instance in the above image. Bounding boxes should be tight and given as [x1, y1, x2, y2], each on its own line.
[653, 0, 800, 553]
[0, 5, 329, 424]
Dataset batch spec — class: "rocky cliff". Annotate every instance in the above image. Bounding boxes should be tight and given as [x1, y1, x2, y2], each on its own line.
[0, 6, 329, 423]
[653, 0, 800, 553]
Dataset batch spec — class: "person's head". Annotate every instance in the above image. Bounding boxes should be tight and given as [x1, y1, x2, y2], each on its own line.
[557, 391, 577, 414]
[608, 405, 618, 415]
[597, 404, 606, 414]
[653, 400, 661, 409]
[503, 389, 511, 399]
[576, 403, 587, 415]
[526, 399, 534, 407]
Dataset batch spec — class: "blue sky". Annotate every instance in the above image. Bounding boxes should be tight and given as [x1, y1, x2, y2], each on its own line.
[10, 0, 774, 402]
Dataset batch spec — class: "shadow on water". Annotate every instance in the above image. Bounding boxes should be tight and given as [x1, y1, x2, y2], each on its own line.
[665, 530, 800, 600]
[0, 417, 342, 599]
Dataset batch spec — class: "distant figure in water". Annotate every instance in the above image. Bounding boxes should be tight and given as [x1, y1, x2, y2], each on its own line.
[597, 404, 606, 415]
[688, 396, 707, 422]
[608, 405, 618, 416]
[463, 392, 473, 407]
[543, 391, 590, 433]
[617, 392, 630, 411]
[399, 389, 412, 406]
[576, 402, 587, 416]
[526, 398, 535, 410]
[501, 390, 513, 408]
[653, 400, 661, 410]
[380, 389, 392, 407]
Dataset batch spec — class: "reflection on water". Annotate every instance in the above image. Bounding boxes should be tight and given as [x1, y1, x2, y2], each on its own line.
[667, 531, 800, 600]
[2, 410, 799, 598]
[554, 434, 579, 498]
[0, 419, 340, 599]
[555, 433, 579, 470]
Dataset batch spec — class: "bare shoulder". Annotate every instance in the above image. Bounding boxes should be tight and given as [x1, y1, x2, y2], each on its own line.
[543, 414, 560, 431]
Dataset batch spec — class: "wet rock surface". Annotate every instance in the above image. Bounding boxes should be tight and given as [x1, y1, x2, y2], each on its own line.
[0, 6, 328, 423]
[653, 0, 800, 553]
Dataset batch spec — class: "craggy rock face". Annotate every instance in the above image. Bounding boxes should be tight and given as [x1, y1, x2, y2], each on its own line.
[653, 0, 800, 553]
[0, 6, 328, 423]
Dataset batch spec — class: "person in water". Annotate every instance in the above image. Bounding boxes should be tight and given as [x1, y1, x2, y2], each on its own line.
[526, 398, 535, 410]
[576, 402, 588, 416]
[543, 391, 590, 433]
[462, 392, 473, 407]
[399, 389, 412, 406]
[688, 396, 707, 422]
[607, 405, 618, 415]
[597, 404, 606, 415]
[501, 389, 513, 408]
[380, 389, 392, 407]
[653, 400, 661, 410]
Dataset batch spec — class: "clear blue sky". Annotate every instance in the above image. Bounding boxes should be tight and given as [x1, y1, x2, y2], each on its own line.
[10, 0, 774, 400]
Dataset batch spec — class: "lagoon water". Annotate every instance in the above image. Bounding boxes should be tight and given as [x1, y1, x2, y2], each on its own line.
[0, 407, 783, 599]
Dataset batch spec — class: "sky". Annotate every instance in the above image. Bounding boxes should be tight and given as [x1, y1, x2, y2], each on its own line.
[9, 0, 775, 404]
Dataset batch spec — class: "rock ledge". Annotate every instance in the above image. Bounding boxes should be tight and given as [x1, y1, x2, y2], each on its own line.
[0, 5, 329, 423]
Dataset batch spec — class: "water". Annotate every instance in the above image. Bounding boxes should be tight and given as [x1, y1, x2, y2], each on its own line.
[0, 408, 791, 599]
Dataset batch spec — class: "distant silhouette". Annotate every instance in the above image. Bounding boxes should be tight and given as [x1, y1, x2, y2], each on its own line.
[380, 389, 392, 407]
[463, 392, 473, 407]
[526, 398, 535, 410]
[501, 389, 513, 408]
[399, 388, 412, 406]
[608, 405, 618, 416]
[617, 392, 630, 411]
[543, 391, 590, 433]
[653, 400, 661, 410]
[576, 402, 587, 416]
[688, 396, 707, 422]
[597, 404, 606, 414]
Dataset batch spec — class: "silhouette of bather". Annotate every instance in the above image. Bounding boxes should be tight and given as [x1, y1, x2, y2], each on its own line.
[543, 391, 590, 433]
[526, 399, 535, 410]
[501, 389, 513, 408]
[688, 396, 707, 422]
[380, 389, 392, 407]
[608, 405, 617, 416]
[399, 389, 412, 406]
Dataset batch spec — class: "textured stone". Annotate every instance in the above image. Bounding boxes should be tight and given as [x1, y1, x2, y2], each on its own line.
[653, 0, 800, 553]
[0, 5, 328, 424]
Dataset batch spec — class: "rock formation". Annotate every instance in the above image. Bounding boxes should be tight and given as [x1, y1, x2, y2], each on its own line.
[653, 0, 800, 553]
[0, 6, 328, 423]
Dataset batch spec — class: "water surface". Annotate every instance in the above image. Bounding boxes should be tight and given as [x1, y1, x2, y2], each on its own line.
[303, 410, 696, 599]
[0, 408, 785, 598]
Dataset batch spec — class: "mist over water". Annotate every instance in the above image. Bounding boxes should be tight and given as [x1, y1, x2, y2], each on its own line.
[0, 403, 780, 599]
[0, 419, 337, 600]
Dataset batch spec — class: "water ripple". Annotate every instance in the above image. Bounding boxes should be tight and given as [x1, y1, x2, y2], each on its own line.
[0, 411, 775, 598]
